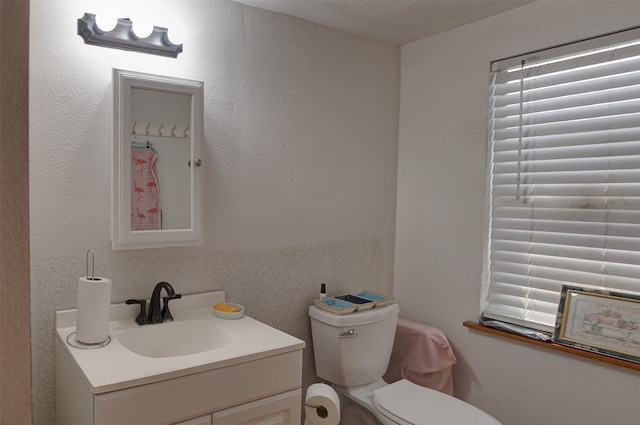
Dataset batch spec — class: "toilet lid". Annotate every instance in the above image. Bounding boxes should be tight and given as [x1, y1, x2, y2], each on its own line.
[373, 380, 501, 425]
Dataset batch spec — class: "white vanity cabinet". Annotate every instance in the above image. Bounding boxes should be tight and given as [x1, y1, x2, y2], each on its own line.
[55, 292, 305, 425]
[56, 342, 302, 425]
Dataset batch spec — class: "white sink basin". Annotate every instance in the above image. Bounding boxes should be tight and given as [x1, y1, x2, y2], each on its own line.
[117, 320, 232, 358]
[56, 292, 307, 393]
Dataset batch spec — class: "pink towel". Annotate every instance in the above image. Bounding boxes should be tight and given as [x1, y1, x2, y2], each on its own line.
[383, 318, 457, 395]
[131, 147, 160, 231]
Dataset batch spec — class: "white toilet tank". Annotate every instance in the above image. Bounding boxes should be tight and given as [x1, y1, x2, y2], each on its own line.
[309, 303, 399, 387]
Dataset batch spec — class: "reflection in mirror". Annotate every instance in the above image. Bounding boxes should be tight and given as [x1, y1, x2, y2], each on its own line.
[130, 88, 191, 231]
[112, 69, 203, 250]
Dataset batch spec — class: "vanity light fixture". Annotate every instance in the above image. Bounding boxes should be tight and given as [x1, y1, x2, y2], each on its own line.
[77, 13, 183, 58]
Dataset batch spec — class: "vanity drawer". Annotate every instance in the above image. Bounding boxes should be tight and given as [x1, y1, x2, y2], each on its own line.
[212, 389, 301, 425]
[95, 350, 302, 425]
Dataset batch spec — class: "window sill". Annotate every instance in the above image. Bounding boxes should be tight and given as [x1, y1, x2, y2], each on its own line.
[463, 321, 640, 372]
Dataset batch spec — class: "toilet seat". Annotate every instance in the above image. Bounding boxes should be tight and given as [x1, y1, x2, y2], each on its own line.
[372, 380, 501, 425]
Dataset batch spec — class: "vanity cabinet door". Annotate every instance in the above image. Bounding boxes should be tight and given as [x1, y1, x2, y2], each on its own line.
[95, 351, 301, 425]
[211, 389, 301, 425]
[173, 415, 212, 425]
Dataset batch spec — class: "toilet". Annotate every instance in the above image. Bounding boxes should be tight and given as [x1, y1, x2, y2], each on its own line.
[308, 303, 502, 425]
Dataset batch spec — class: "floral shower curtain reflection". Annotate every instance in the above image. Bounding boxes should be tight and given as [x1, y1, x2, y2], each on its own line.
[131, 144, 161, 231]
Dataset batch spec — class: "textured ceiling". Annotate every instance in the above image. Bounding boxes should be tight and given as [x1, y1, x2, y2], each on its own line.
[232, 0, 534, 45]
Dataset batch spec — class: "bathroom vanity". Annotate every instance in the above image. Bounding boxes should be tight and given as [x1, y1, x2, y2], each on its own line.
[56, 291, 305, 425]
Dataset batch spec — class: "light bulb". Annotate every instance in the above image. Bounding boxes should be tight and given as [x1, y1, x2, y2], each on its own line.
[95, 13, 118, 32]
[167, 23, 185, 46]
[132, 18, 154, 39]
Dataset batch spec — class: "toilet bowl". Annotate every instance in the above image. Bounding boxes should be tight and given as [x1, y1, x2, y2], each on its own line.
[309, 303, 502, 425]
[340, 398, 378, 425]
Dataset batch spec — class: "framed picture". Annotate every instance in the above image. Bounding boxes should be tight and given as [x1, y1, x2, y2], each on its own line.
[553, 285, 640, 364]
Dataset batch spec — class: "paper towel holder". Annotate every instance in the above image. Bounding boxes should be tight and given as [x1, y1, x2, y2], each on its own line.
[86, 249, 96, 280]
[68, 249, 112, 349]
[303, 402, 328, 419]
[66, 332, 111, 350]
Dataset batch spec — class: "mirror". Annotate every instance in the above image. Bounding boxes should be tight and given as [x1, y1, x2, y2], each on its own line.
[112, 69, 203, 250]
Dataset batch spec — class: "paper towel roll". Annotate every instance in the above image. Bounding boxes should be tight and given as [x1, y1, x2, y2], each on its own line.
[76, 277, 112, 344]
[304, 383, 340, 425]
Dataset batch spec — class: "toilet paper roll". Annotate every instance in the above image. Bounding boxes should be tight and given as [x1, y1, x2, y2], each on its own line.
[76, 277, 112, 344]
[304, 383, 340, 425]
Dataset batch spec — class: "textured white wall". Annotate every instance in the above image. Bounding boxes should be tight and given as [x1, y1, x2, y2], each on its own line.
[29, 1, 399, 423]
[395, 1, 640, 424]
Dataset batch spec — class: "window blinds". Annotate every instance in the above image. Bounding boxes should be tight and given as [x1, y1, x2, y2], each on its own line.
[484, 28, 640, 332]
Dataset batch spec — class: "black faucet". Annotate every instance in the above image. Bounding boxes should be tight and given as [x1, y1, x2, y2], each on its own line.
[148, 281, 182, 324]
[126, 281, 182, 325]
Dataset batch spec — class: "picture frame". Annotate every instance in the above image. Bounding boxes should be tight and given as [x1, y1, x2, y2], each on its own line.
[553, 285, 640, 364]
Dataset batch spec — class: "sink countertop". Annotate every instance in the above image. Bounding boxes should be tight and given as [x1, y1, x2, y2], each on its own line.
[55, 291, 306, 394]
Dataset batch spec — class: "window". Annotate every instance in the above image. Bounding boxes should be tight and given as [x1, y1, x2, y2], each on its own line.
[483, 27, 640, 333]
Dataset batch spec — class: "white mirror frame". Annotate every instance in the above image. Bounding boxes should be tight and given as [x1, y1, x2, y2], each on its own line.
[112, 69, 204, 250]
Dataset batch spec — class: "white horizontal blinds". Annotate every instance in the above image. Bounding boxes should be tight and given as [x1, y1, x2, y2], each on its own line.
[484, 30, 640, 332]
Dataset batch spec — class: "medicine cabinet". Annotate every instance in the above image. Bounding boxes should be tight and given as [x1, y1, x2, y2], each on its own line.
[112, 69, 203, 250]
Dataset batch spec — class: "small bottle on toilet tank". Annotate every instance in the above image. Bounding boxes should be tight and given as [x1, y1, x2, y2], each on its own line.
[320, 283, 327, 303]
